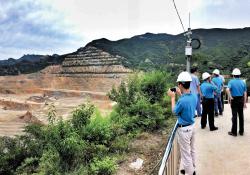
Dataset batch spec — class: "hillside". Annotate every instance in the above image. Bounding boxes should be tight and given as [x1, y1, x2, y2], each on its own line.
[0, 28, 249, 78]
[0, 54, 64, 75]
[87, 28, 250, 75]
[86, 28, 250, 93]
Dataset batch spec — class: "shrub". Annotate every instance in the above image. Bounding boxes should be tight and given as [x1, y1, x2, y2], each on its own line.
[16, 157, 39, 174]
[36, 148, 61, 175]
[47, 103, 57, 124]
[128, 97, 165, 130]
[0, 137, 27, 174]
[90, 157, 117, 175]
[110, 134, 130, 153]
[71, 103, 95, 131]
[108, 71, 173, 132]
[108, 74, 141, 114]
[140, 71, 171, 104]
[70, 165, 89, 175]
[82, 115, 114, 146]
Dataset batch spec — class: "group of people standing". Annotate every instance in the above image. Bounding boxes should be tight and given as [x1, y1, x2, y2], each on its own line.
[167, 68, 247, 175]
[190, 67, 224, 131]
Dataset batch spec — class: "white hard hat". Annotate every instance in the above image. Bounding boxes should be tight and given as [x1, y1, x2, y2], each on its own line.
[202, 72, 211, 80]
[213, 69, 220, 75]
[176, 71, 192, 82]
[232, 68, 241, 75]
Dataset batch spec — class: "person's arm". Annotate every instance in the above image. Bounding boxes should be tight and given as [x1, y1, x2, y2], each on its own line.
[197, 85, 201, 96]
[243, 82, 247, 108]
[226, 88, 233, 103]
[167, 89, 176, 112]
[167, 88, 182, 113]
[196, 78, 201, 95]
[244, 91, 247, 108]
[211, 83, 218, 95]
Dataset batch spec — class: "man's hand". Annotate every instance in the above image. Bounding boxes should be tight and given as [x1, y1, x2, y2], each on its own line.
[244, 103, 247, 109]
[168, 89, 176, 112]
[176, 87, 182, 96]
[167, 89, 175, 98]
[228, 96, 234, 104]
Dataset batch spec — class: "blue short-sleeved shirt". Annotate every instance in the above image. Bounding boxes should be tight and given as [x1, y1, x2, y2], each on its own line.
[190, 74, 200, 94]
[212, 76, 223, 94]
[228, 78, 247, 97]
[174, 93, 197, 125]
[200, 81, 217, 98]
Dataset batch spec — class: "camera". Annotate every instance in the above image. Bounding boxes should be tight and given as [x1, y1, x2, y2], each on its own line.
[170, 87, 177, 92]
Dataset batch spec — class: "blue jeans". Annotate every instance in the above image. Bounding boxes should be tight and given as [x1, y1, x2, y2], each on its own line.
[214, 93, 223, 114]
[196, 94, 202, 116]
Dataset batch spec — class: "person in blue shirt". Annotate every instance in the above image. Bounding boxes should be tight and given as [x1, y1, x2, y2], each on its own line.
[168, 71, 197, 175]
[190, 67, 202, 117]
[226, 68, 247, 136]
[200, 72, 218, 131]
[212, 69, 223, 116]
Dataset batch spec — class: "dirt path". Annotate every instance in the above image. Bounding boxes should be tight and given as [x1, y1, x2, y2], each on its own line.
[193, 102, 250, 175]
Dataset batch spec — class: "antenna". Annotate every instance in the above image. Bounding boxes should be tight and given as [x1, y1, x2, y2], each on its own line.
[189, 13, 191, 29]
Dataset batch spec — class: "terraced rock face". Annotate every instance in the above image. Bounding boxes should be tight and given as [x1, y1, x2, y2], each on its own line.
[61, 46, 131, 77]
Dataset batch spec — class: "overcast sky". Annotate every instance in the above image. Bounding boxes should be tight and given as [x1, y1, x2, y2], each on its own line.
[0, 0, 249, 60]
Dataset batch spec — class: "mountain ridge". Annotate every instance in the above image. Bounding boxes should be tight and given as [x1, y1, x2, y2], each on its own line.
[0, 28, 250, 77]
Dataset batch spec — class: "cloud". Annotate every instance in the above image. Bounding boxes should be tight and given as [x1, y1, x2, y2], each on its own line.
[0, 0, 249, 60]
[191, 0, 250, 29]
[0, 0, 83, 60]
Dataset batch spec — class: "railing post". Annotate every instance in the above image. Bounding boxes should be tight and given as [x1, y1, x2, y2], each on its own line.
[158, 121, 180, 175]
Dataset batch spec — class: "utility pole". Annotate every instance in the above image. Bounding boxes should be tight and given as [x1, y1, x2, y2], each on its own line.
[184, 13, 192, 73]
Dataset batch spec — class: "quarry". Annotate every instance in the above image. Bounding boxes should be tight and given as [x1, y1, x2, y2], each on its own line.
[0, 46, 130, 137]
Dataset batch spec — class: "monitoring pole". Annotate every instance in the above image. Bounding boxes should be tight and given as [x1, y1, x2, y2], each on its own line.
[184, 13, 192, 73]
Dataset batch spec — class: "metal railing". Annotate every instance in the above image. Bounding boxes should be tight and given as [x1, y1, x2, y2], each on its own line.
[158, 121, 180, 175]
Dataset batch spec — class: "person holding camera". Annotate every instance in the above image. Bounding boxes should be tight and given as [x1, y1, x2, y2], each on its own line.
[200, 72, 218, 131]
[226, 68, 247, 136]
[168, 71, 197, 175]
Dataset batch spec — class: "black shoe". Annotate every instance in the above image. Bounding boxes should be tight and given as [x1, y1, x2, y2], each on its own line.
[210, 127, 218, 131]
[180, 169, 196, 175]
[201, 126, 206, 129]
[180, 169, 185, 174]
[219, 112, 223, 115]
[239, 132, 244, 136]
[215, 113, 218, 116]
[228, 132, 237, 136]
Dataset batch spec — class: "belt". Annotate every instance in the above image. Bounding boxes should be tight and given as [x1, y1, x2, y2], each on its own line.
[178, 123, 192, 128]
[232, 96, 243, 98]
[203, 97, 213, 100]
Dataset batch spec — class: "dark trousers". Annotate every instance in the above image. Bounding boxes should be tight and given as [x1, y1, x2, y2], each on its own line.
[221, 91, 224, 111]
[201, 98, 215, 129]
[214, 93, 223, 114]
[231, 96, 244, 134]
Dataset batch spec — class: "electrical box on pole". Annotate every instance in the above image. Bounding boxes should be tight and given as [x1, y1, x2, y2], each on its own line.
[185, 46, 192, 56]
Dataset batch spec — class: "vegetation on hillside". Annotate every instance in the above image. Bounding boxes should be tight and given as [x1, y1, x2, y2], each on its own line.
[1, 28, 249, 83]
[0, 71, 175, 175]
[88, 28, 250, 91]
